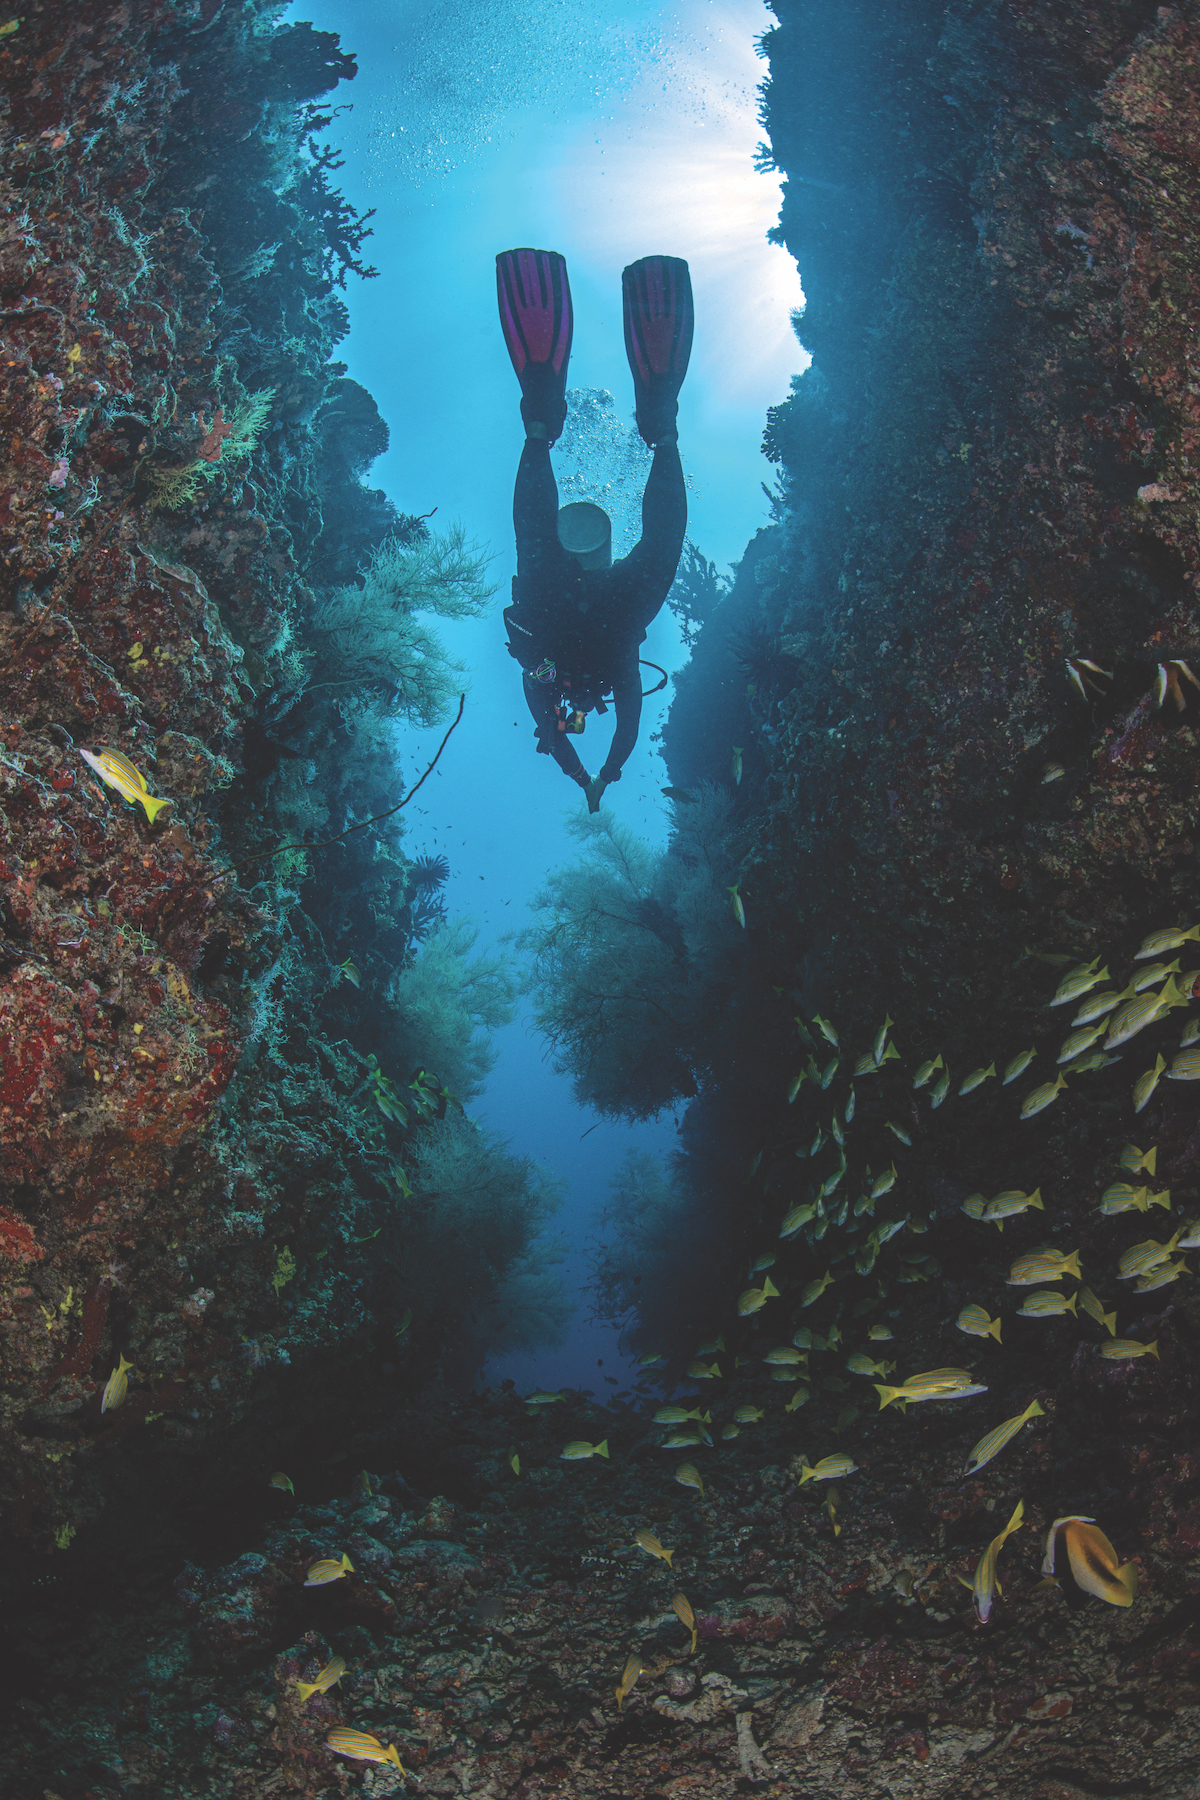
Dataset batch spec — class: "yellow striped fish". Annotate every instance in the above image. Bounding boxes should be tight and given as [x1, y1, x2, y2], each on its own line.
[963, 1399, 1044, 1476]
[1079, 1288, 1117, 1335]
[615, 1652, 645, 1709]
[100, 1353, 133, 1414]
[296, 1656, 347, 1702]
[1049, 959, 1106, 1006]
[1117, 1233, 1180, 1279]
[79, 747, 173, 824]
[1100, 1337, 1158, 1360]
[1133, 1256, 1190, 1293]
[675, 1462, 705, 1496]
[1133, 1054, 1167, 1112]
[304, 1553, 353, 1586]
[269, 1471, 294, 1495]
[634, 1528, 673, 1567]
[672, 1591, 698, 1654]
[797, 1453, 858, 1483]
[1018, 1289, 1077, 1319]
[1119, 1143, 1157, 1176]
[1134, 922, 1200, 959]
[326, 1728, 404, 1769]
[561, 1439, 609, 1460]
[967, 1498, 1024, 1623]
[737, 1276, 780, 1316]
[1006, 1248, 1081, 1285]
[956, 1304, 1002, 1342]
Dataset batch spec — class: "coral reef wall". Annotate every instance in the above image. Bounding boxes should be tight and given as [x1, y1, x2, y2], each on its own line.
[0, 0, 563, 1581]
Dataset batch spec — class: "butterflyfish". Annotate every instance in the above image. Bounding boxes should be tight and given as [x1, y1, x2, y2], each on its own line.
[560, 1439, 608, 1460]
[79, 747, 173, 824]
[100, 1353, 133, 1414]
[634, 1528, 673, 1567]
[295, 1656, 347, 1702]
[1041, 1516, 1137, 1606]
[326, 1728, 405, 1770]
[962, 1400, 1044, 1476]
[304, 1553, 353, 1586]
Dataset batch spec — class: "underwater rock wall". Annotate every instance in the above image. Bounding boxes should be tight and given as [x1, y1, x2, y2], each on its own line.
[0, 0, 446, 1567]
[750, 0, 1200, 1034]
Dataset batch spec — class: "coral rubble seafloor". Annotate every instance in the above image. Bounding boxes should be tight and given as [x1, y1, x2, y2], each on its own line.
[1, 1, 1199, 1798]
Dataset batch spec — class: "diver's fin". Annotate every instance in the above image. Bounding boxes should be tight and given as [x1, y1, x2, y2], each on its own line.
[622, 255, 694, 446]
[496, 248, 573, 443]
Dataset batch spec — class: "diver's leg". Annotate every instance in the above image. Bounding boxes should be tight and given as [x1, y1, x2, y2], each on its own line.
[630, 439, 687, 620]
[513, 435, 562, 587]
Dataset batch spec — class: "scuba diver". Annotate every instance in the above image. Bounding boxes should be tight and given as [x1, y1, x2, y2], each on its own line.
[496, 248, 692, 812]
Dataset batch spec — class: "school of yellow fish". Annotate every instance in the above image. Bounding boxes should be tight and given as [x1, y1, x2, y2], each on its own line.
[254, 925, 1193, 1767]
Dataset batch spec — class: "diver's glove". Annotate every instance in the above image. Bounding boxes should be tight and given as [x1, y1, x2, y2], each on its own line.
[585, 776, 608, 815]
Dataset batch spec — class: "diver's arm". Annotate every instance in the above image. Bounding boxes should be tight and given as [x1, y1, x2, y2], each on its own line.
[523, 674, 589, 787]
[599, 653, 643, 783]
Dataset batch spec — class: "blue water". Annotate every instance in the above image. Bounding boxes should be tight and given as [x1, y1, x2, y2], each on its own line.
[283, 0, 805, 1391]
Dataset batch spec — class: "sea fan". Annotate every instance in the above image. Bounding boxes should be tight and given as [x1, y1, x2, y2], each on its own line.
[408, 853, 450, 889]
[410, 892, 448, 942]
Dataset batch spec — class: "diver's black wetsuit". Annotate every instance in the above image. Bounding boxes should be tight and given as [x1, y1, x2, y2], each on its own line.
[505, 436, 686, 787]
